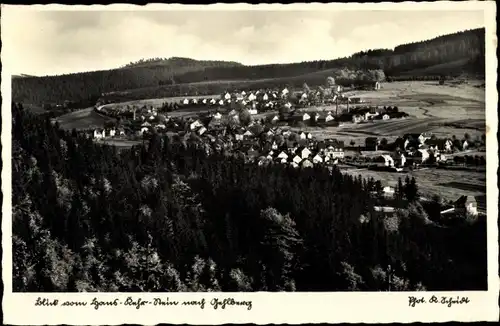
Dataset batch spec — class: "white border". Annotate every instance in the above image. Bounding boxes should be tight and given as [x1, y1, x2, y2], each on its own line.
[2, 2, 498, 324]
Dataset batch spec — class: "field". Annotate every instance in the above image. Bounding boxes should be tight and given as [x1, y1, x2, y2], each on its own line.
[341, 166, 486, 203]
[55, 107, 116, 130]
[295, 80, 485, 144]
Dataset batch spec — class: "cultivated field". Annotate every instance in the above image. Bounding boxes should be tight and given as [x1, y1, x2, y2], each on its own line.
[341, 166, 486, 202]
[298, 80, 485, 144]
[55, 107, 116, 130]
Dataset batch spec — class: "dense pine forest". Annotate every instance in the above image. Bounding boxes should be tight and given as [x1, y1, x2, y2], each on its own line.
[12, 103, 487, 292]
[12, 28, 484, 106]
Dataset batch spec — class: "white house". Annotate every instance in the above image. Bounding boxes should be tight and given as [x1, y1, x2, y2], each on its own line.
[202, 99, 208, 104]
[210, 99, 216, 105]
[291, 162, 299, 169]
[93, 129, 105, 139]
[183, 99, 189, 105]
[192, 98, 198, 104]
[301, 159, 314, 168]
[241, 91, 246, 97]
[156, 123, 166, 130]
[312, 154, 323, 164]
[352, 115, 363, 123]
[190, 120, 203, 131]
[197, 126, 207, 136]
[301, 93, 308, 100]
[382, 155, 395, 167]
[108, 129, 116, 137]
[463, 140, 469, 150]
[325, 113, 334, 122]
[445, 139, 453, 152]
[140, 127, 149, 135]
[235, 134, 244, 141]
[292, 155, 302, 164]
[248, 109, 258, 115]
[382, 114, 390, 120]
[299, 147, 312, 159]
[299, 132, 307, 140]
[277, 151, 289, 160]
[271, 141, 278, 150]
[224, 93, 231, 100]
[213, 112, 222, 120]
[218, 99, 224, 106]
[243, 130, 253, 137]
[307, 132, 313, 139]
[284, 102, 292, 109]
[418, 133, 432, 144]
[248, 93, 257, 101]
[263, 93, 269, 101]
[281, 88, 289, 97]
[418, 149, 431, 163]
[303, 113, 311, 121]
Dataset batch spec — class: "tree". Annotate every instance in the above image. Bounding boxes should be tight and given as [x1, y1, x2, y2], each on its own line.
[238, 109, 252, 127]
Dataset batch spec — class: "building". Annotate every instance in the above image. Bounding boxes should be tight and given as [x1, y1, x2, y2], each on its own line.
[301, 159, 314, 168]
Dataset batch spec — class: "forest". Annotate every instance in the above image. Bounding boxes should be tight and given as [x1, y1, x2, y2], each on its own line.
[12, 28, 484, 106]
[12, 102, 487, 292]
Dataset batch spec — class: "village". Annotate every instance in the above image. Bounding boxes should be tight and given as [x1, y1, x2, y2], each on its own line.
[89, 81, 484, 172]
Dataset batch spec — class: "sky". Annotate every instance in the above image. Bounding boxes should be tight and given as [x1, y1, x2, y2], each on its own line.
[2, 5, 485, 76]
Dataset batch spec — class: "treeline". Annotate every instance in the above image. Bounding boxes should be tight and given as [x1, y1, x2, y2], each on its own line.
[121, 57, 242, 69]
[12, 28, 484, 106]
[12, 102, 486, 292]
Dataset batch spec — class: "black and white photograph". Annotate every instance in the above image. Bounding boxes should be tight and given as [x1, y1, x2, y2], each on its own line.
[2, 2, 498, 324]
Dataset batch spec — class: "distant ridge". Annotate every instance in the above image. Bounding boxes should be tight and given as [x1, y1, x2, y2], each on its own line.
[12, 74, 37, 79]
[12, 27, 485, 105]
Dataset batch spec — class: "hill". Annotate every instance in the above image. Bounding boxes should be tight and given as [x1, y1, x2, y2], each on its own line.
[12, 57, 243, 106]
[12, 28, 485, 106]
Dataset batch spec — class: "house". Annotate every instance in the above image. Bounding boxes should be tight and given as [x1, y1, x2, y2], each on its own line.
[262, 93, 269, 101]
[210, 99, 217, 105]
[224, 92, 231, 100]
[352, 115, 363, 123]
[382, 155, 395, 167]
[277, 151, 289, 160]
[182, 98, 189, 105]
[325, 113, 334, 123]
[291, 161, 299, 169]
[248, 109, 258, 115]
[292, 155, 302, 164]
[213, 112, 223, 120]
[202, 99, 208, 104]
[108, 129, 116, 137]
[445, 139, 453, 152]
[463, 140, 469, 150]
[140, 126, 149, 135]
[383, 186, 395, 197]
[192, 98, 198, 104]
[190, 120, 203, 131]
[382, 113, 390, 120]
[302, 113, 311, 121]
[243, 130, 253, 138]
[455, 195, 479, 216]
[417, 149, 431, 163]
[197, 126, 207, 136]
[301, 93, 308, 100]
[299, 132, 307, 140]
[418, 133, 432, 145]
[281, 88, 289, 97]
[312, 154, 323, 164]
[297, 146, 312, 159]
[93, 128, 105, 139]
[301, 159, 314, 168]
[328, 144, 345, 158]
[374, 81, 381, 90]
[218, 99, 225, 106]
[248, 93, 257, 101]
[241, 91, 246, 97]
